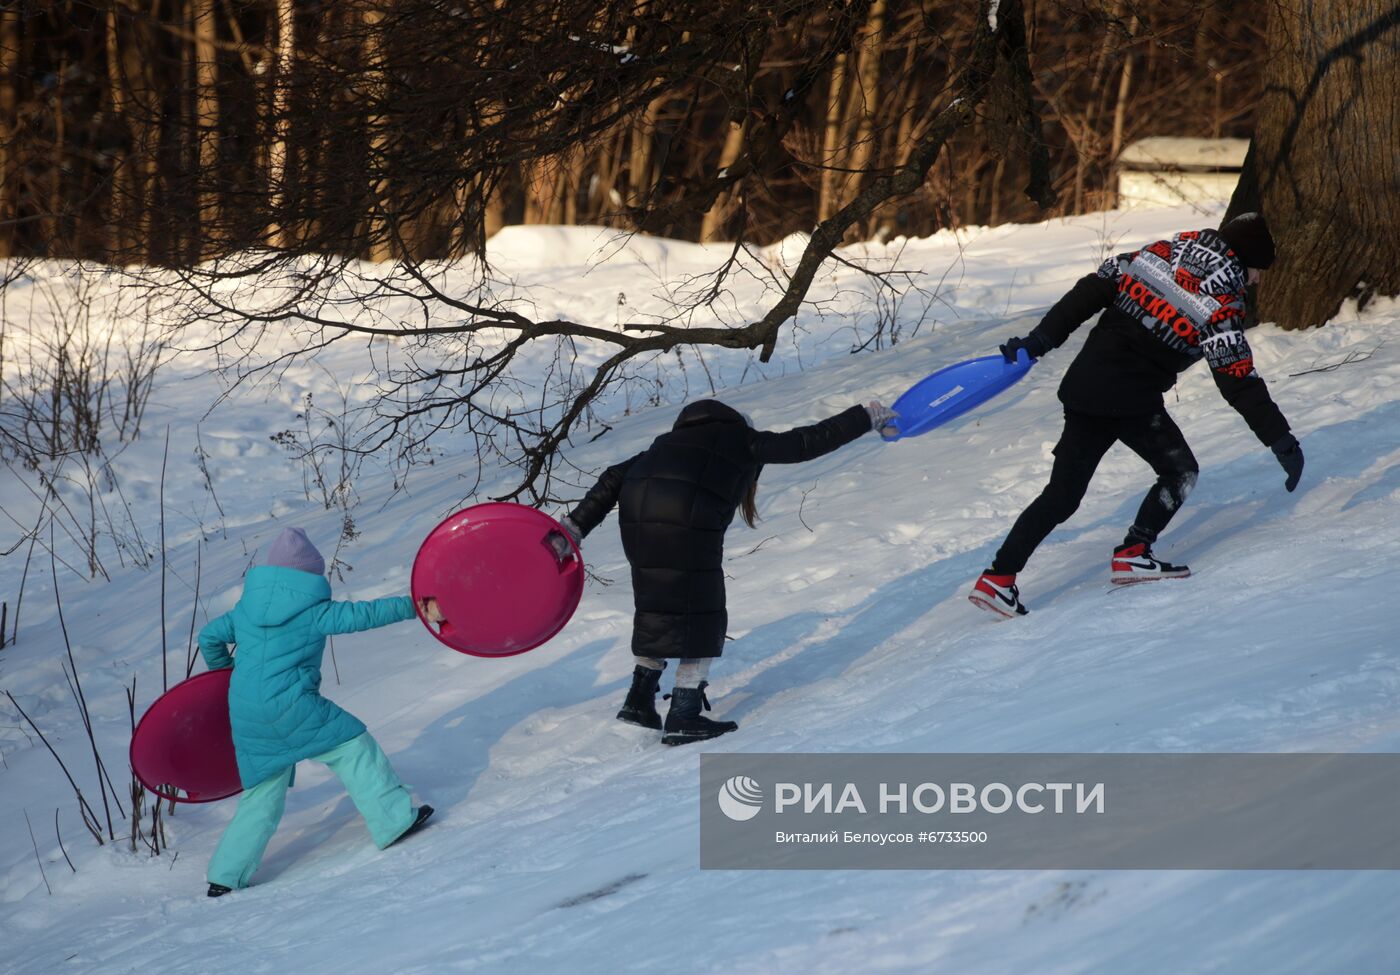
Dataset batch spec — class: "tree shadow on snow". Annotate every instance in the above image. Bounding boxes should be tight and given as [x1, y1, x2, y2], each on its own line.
[1136, 398, 1400, 565]
[721, 542, 1002, 725]
[1018, 399, 1400, 604]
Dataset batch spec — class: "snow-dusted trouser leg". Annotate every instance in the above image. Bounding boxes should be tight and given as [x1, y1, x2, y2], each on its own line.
[675, 658, 713, 689]
[317, 732, 415, 849]
[207, 766, 294, 889]
[1121, 411, 1199, 546]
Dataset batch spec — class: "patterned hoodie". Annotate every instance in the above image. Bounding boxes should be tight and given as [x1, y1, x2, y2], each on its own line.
[1029, 228, 1290, 445]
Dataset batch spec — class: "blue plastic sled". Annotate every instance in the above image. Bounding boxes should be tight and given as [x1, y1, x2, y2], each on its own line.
[882, 350, 1034, 441]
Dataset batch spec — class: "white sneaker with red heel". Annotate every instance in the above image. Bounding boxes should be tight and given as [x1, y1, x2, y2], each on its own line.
[1110, 543, 1190, 584]
[968, 571, 1029, 619]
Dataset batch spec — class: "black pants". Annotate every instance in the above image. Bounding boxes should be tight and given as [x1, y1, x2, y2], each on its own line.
[991, 409, 1199, 575]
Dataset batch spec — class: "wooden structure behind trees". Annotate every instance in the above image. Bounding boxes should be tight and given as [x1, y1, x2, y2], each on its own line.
[1, 0, 1269, 266]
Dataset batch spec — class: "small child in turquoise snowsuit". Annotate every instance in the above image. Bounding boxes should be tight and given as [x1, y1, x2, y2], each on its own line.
[198, 527, 440, 896]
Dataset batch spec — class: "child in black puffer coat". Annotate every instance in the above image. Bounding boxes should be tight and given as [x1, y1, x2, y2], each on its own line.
[559, 398, 893, 745]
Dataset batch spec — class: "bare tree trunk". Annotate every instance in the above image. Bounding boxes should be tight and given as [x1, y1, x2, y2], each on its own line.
[1109, 19, 1138, 165]
[177, 0, 194, 262]
[1228, 0, 1400, 328]
[48, 49, 67, 252]
[562, 149, 585, 225]
[589, 126, 627, 224]
[132, 21, 160, 264]
[363, 3, 393, 261]
[524, 158, 567, 225]
[841, 0, 887, 231]
[0, 6, 18, 258]
[104, 10, 129, 260]
[193, 0, 219, 253]
[700, 119, 746, 241]
[888, 35, 920, 166]
[1073, 4, 1119, 215]
[484, 177, 506, 238]
[818, 51, 848, 222]
[268, 0, 295, 248]
[626, 95, 663, 209]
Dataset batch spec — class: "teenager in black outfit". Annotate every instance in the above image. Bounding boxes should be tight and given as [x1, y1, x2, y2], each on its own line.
[558, 398, 895, 743]
[970, 212, 1305, 619]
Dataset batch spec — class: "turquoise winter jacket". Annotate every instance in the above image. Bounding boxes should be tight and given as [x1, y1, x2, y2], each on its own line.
[198, 565, 416, 788]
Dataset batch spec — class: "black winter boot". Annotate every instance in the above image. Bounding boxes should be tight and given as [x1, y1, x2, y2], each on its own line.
[616, 664, 665, 730]
[388, 805, 435, 847]
[662, 682, 737, 746]
[207, 883, 233, 898]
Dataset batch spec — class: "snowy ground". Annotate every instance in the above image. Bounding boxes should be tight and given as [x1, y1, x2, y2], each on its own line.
[2, 206, 1398, 974]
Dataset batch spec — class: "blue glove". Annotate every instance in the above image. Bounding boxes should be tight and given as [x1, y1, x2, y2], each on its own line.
[999, 334, 1047, 363]
[1271, 434, 1304, 492]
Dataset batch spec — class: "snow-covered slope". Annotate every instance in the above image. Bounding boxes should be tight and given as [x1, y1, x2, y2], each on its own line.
[3, 207, 1398, 974]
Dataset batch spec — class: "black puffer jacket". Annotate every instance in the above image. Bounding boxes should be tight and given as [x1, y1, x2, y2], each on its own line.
[568, 400, 871, 659]
[1030, 228, 1290, 446]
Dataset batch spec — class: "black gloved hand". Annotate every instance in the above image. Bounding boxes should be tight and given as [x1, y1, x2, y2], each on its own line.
[999, 334, 1047, 364]
[1271, 433, 1304, 492]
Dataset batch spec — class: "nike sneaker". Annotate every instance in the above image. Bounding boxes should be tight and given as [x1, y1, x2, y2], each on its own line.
[1110, 543, 1190, 584]
[968, 571, 1029, 619]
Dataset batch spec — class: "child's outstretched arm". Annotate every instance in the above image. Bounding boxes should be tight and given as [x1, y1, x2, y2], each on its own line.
[197, 613, 236, 671]
[566, 453, 643, 539]
[314, 595, 416, 635]
[749, 405, 873, 465]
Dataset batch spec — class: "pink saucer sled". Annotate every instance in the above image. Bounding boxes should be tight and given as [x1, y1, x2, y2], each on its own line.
[411, 502, 584, 657]
[129, 669, 243, 803]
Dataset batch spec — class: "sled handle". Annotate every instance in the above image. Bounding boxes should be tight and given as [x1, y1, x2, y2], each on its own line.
[418, 594, 449, 634]
[544, 529, 582, 574]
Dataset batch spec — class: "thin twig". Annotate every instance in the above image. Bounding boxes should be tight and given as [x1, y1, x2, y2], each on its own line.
[1288, 347, 1379, 378]
[60, 661, 127, 820]
[55, 808, 75, 873]
[739, 534, 780, 557]
[127, 679, 144, 853]
[151, 791, 165, 854]
[160, 426, 170, 692]
[24, 809, 52, 895]
[798, 486, 816, 533]
[185, 543, 204, 678]
[50, 532, 117, 841]
[10, 511, 42, 646]
[195, 425, 228, 529]
[4, 691, 103, 843]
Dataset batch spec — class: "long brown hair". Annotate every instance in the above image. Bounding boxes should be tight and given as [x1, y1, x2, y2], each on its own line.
[740, 476, 759, 528]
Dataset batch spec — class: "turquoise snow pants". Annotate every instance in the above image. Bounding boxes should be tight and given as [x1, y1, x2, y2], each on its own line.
[207, 731, 415, 889]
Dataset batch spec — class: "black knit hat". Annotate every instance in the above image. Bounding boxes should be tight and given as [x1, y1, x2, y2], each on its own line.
[1218, 212, 1276, 270]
